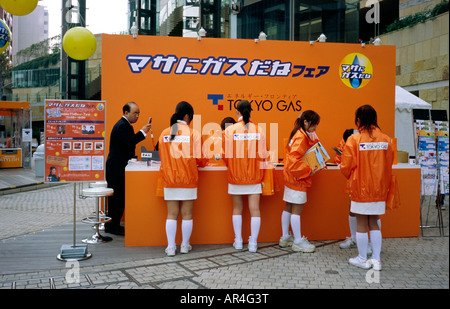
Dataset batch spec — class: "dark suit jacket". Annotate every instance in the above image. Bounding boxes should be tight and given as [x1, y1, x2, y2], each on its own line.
[106, 117, 145, 181]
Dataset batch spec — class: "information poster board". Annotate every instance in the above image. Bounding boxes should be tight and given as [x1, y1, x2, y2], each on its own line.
[44, 99, 106, 183]
[416, 120, 438, 195]
[436, 121, 449, 195]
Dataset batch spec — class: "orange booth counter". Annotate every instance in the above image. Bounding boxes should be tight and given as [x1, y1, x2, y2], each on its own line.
[124, 163, 420, 247]
[0, 148, 22, 168]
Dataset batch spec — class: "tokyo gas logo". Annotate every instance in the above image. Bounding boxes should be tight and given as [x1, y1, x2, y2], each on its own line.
[339, 53, 373, 89]
[207, 94, 302, 112]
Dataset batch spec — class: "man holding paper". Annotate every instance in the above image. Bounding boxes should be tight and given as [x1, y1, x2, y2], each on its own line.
[105, 102, 152, 235]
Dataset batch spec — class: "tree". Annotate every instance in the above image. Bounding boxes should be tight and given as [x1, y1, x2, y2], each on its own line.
[1, 52, 12, 100]
[0, 52, 12, 77]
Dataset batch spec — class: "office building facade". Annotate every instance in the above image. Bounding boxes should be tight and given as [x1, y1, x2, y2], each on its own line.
[130, 0, 360, 43]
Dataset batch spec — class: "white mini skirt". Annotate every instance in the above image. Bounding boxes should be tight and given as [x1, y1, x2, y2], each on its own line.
[164, 187, 197, 201]
[228, 183, 262, 195]
[350, 201, 385, 215]
[283, 186, 307, 204]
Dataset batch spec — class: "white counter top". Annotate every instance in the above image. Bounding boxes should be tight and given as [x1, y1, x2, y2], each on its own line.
[125, 161, 420, 171]
[326, 163, 420, 170]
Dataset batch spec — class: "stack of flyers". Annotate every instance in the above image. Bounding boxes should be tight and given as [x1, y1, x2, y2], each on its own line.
[421, 166, 437, 196]
[301, 141, 330, 171]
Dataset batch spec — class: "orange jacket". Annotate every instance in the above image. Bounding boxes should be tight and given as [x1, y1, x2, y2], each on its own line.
[158, 122, 208, 188]
[340, 126, 394, 203]
[333, 138, 345, 164]
[283, 128, 317, 192]
[202, 130, 226, 166]
[222, 120, 268, 185]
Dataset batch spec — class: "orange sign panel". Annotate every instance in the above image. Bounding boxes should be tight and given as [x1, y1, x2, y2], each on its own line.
[44, 99, 106, 182]
[0, 148, 22, 168]
[102, 35, 395, 161]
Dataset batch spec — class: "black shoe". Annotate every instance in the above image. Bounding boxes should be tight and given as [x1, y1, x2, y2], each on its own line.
[105, 226, 125, 236]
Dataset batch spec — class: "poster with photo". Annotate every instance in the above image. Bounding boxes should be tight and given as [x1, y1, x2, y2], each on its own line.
[44, 99, 106, 183]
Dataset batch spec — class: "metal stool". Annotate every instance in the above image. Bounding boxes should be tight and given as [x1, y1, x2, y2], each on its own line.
[88, 181, 109, 231]
[81, 187, 114, 244]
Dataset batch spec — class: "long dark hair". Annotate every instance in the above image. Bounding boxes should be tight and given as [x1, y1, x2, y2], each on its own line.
[236, 100, 252, 127]
[287, 110, 320, 145]
[170, 101, 194, 141]
[355, 104, 379, 138]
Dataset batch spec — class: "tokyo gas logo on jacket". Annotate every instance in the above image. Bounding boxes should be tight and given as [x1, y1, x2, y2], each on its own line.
[359, 142, 389, 151]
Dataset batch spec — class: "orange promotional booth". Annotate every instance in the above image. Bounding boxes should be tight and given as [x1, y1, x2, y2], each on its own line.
[0, 101, 31, 168]
[101, 35, 421, 247]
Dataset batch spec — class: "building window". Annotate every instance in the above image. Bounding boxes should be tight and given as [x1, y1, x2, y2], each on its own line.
[235, 0, 359, 43]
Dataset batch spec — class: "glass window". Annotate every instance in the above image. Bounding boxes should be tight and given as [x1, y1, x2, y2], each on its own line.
[201, 0, 229, 38]
[263, 0, 289, 41]
[11, 68, 60, 89]
[234, 0, 358, 43]
[293, 0, 358, 43]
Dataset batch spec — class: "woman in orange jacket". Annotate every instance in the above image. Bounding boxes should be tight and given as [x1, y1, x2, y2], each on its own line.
[340, 105, 394, 271]
[279, 110, 320, 253]
[158, 101, 208, 256]
[333, 129, 356, 164]
[223, 100, 268, 253]
[337, 129, 380, 253]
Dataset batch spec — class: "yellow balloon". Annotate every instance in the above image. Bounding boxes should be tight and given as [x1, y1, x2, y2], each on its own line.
[63, 27, 97, 61]
[0, 18, 11, 54]
[0, 0, 38, 16]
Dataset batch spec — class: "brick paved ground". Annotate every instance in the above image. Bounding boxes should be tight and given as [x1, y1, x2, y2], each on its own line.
[0, 184, 448, 292]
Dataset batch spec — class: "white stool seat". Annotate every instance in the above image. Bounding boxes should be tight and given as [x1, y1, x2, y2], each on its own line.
[89, 181, 108, 188]
[82, 187, 114, 197]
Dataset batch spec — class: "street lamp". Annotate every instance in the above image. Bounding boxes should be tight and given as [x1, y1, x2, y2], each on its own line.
[131, 22, 138, 39]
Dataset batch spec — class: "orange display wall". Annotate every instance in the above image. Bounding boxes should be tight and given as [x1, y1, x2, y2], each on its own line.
[102, 35, 396, 163]
[124, 164, 420, 247]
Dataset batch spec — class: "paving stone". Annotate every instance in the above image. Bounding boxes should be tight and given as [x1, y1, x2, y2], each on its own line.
[0, 181, 448, 290]
[125, 263, 194, 285]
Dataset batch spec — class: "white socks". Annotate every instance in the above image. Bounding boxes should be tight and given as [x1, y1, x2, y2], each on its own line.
[232, 215, 260, 244]
[165, 219, 193, 248]
[356, 232, 369, 260]
[232, 215, 242, 242]
[166, 219, 177, 249]
[181, 219, 193, 246]
[356, 230, 382, 261]
[291, 214, 301, 242]
[281, 211, 291, 238]
[369, 230, 382, 261]
[281, 211, 302, 242]
[250, 217, 261, 244]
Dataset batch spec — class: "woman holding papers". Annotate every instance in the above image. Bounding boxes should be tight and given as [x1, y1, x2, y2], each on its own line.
[158, 101, 208, 256]
[340, 105, 394, 271]
[223, 100, 268, 253]
[279, 110, 321, 253]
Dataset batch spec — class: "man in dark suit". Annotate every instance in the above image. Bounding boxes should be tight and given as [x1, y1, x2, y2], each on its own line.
[105, 102, 151, 235]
